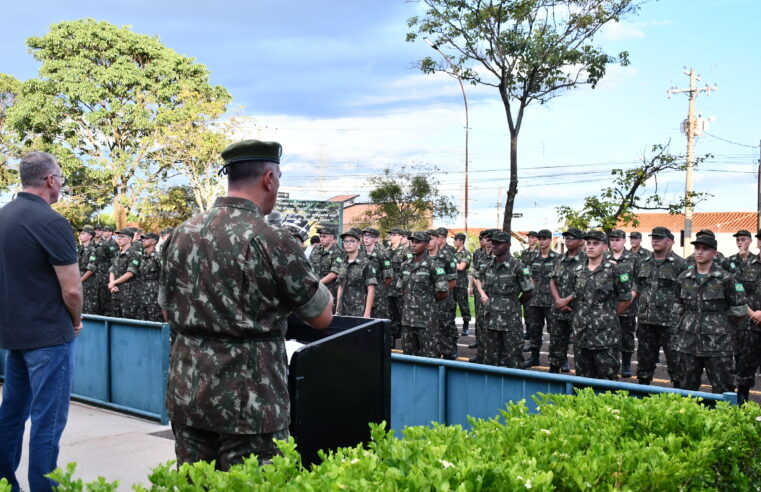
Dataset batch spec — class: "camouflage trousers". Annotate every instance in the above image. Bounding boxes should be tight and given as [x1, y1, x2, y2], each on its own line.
[473, 297, 487, 362]
[172, 421, 288, 470]
[525, 306, 552, 350]
[636, 323, 679, 385]
[736, 328, 761, 388]
[97, 276, 113, 316]
[112, 283, 141, 320]
[549, 317, 572, 369]
[387, 295, 404, 339]
[453, 287, 471, 323]
[483, 328, 523, 368]
[731, 319, 748, 372]
[402, 323, 438, 358]
[574, 346, 619, 380]
[436, 297, 458, 357]
[82, 277, 99, 315]
[676, 352, 734, 394]
[619, 316, 636, 354]
[142, 302, 164, 322]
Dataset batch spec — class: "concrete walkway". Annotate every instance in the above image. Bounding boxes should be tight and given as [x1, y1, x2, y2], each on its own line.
[0, 391, 174, 491]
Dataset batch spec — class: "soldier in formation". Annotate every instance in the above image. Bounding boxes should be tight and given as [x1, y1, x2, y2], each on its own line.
[361, 228, 393, 319]
[469, 229, 494, 362]
[427, 228, 458, 359]
[108, 228, 142, 319]
[606, 229, 638, 378]
[138, 232, 163, 322]
[78, 226, 100, 314]
[524, 229, 558, 368]
[309, 226, 343, 311]
[387, 227, 413, 340]
[453, 232, 472, 336]
[335, 229, 377, 317]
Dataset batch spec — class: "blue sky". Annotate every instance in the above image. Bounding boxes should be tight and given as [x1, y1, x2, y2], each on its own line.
[2, 0, 759, 230]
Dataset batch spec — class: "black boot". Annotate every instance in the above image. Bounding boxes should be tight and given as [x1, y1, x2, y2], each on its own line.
[523, 348, 540, 368]
[450, 337, 459, 359]
[737, 385, 751, 405]
[461, 320, 469, 336]
[522, 344, 533, 352]
[561, 361, 570, 373]
[468, 342, 478, 349]
[638, 379, 650, 385]
[621, 352, 632, 378]
[549, 365, 560, 374]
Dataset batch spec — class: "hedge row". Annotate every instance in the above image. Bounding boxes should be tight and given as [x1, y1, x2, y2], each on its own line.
[3, 389, 760, 491]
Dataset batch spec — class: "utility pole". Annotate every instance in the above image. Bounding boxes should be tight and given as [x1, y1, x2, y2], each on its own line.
[667, 68, 717, 256]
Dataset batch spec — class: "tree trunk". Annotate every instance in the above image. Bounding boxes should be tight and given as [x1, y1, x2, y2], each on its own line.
[113, 196, 127, 230]
[502, 132, 518, 232]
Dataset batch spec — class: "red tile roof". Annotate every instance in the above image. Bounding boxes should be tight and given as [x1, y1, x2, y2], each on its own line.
[327, 195, 359, 203]
[618, 212, 758, 234]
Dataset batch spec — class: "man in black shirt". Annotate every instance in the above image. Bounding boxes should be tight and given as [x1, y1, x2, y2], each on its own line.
[0, 152, 83, 491]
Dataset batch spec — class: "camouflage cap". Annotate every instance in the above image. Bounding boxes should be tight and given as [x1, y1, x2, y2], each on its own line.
[362, 227, 380, 237]
[607, 229, 626, 239]
[733, 229, 752, 238]
[536, 229, 553, 239]
[93, 224, 102, 231]
[629, 231, 642, 239]
[340, 228, 361, 240]
[649, 226, 674, 239]
[691, 235, 717, 249]
[436, 227, 450, 237]
[583, 230, 607, 242]
[454, 232, 467, 241]
[491, 231, 511, 243]
[486, 228, 501, 239]
[527, 231, 539, 238]
[562, 227, 583, 239]
[696, 229, 715, 238]
[479, 229, 491, 239]
[220, 139, 282, 165]
[80, 226, 95, 235]
[160, 227, 174, 235]
[141, 232, 160, 241]
[408, 231, 431, 242]
[401, 229, 412, 237]
[266, 210, 283, 227]
[103, 225, 115, 232]
[317, 227, 337, 236]
[115, 228, 133, 236]
[426, 228, 439, 237]
[388, 227, 405, 235]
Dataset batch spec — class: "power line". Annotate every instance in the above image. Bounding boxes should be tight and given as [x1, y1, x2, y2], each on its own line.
[703, 132, 758, 148]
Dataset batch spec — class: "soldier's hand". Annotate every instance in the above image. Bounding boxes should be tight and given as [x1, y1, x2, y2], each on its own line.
[110, 286, 119, 294]
[751, 310, 761, 324]
[480, 293, 488, 304]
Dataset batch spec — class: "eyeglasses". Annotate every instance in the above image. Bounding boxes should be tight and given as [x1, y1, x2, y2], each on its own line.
[43, 174, 66, 184]
[343, 239, 358, 244]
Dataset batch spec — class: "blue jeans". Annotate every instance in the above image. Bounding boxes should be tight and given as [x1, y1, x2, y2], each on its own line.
[0, 341, 74, 492]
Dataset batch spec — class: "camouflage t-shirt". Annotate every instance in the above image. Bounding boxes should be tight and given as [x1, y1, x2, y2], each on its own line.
[480, 257, 533, 331]
[634, 252, 688, 326]
[398, 253, 449, 328]
[159, 196, 331, 435]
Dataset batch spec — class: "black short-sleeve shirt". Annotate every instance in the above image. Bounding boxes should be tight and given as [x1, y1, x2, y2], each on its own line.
[0, 192, 78, 349]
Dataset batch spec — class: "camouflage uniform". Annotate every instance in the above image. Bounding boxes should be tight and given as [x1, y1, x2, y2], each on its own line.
[471, 246, 491, 362]
[520, 247, 540, 266]
[139, 250, 163, 322]
[548, 251, 585, 370]
[388, 245, 413, 339]
[109, 246, 142, 319]
[525, 251, 560, 360]
[609, 250, 638, 367]
[336, 255, 377, 317]
[634, 252, 688, 384]
[724, 253, 761, 393]
[363, 246, 393, 319]
[398, 252, 448, 357]
[631, 247, 652, 264]
[78, 244, 99, 314]
[454, 247, 473, 331]
[96, 237, 118, 315]
[672, 263, 748, 393]
[159, 196, 330, 469]
[572, 259, 633, 380]
[476, 256, 533, 367]
[310, 244, 343, 302]
[433, 244, 458, 358]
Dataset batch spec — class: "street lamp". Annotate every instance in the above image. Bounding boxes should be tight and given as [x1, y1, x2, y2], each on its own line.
[424, 37, 469, 234]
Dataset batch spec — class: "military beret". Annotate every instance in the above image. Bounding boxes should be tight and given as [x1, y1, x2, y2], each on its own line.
[649, 226, 674, 239]
[454, 232, 467, 241]
[691, 235, 717, 249]
[388, 227, 405, 235]
[436, 227, 450, 237]
[363, 227, 380, 237]
[527, 231, 538, 238]
[608, 229, 626, 239]
[408, 231, 431, 242]
[696, 229, 715, 238]
[317, 227, 337, 236]
[220, 139, 282, 166]
[103, 225, 115, 232]
[583, 230, 607, 242]
[491, 231, 511, 243]
[733, 229, 752, 238]
[141, 232, 160, 241]
[562, 227, 583, 239]
[629, 231, 642, 239]
[80, 226, 95, 235]
[115, 228, 132, 236]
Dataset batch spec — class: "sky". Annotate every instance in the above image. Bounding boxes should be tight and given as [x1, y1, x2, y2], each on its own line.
[2, 0, 759, 231]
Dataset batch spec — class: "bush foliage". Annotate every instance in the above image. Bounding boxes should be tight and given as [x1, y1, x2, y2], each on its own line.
[5, 390, 760, 491]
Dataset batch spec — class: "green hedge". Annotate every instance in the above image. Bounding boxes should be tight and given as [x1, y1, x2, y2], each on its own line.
[5, 389, 760, 491]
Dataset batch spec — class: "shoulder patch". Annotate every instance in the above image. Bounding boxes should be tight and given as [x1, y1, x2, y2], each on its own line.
[132, 259, 140, 266]
[335, 257, 343, 263]
[736, 283, 745, 292]
[89, 255, 96, 261]
[436, 267, 445, 275]
[384, 260, 391, 267]
[522, 267, 530, 275]
[619, 273, 630, 283]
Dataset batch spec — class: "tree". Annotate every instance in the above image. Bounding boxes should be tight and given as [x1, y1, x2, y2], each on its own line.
[361, 165, 458, 232]
[407, 0, 639, 232]
[135, 185, 199, 232]
[0, 74, 20, 191]
[3, 19, 231, 228]
[556, 143, 711, 231]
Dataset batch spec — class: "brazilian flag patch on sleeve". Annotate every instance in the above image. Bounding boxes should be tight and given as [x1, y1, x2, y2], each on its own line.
[436, 267, 445, 275]
[89, 256, 96, 261]
[132, 259, 140, 266]
[522, 268, 530, 275]
[336, 257, 343, 263]
[384, 260, 391, 267]
[736, 283, 745, 292]
[619, 273, 630, 282]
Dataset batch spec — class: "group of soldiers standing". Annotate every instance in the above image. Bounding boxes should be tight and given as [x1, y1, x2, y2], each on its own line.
[308, 222, 761, 403]
[76, 224, 173, 322]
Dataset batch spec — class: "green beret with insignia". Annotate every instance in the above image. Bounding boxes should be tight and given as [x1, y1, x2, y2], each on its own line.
[219, 139, 282, 175]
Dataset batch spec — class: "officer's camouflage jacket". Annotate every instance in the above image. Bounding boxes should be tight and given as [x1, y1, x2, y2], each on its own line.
[571, 260, 633, 349]
[528, 250, 559, 307]
[549, 251, 585, 321]
[476, 256, 533, 331]
[159, 196, 330, 435]
[336, 255, 377, 317]
[634, 251, 688, 326]
[672, 262, 748, 356]
[397, 253, 448, 328]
